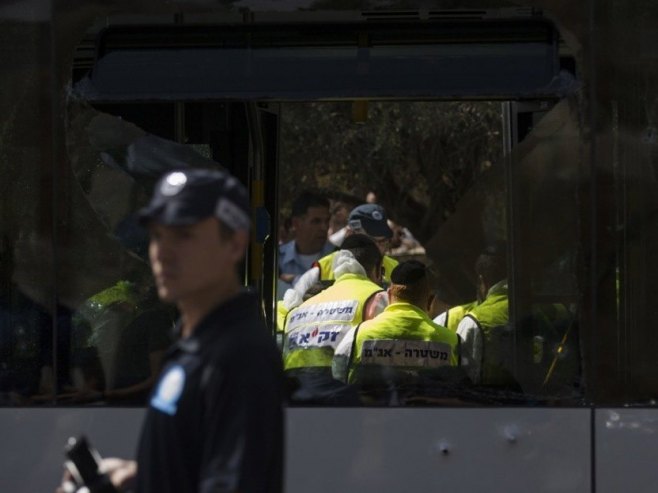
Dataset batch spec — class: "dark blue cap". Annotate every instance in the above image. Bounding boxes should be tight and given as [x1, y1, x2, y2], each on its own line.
[138, 168, 250, 230]
[348, 203, 393, 238]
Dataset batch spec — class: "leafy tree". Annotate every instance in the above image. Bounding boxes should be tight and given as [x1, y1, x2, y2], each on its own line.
[279, 101, 503, 244]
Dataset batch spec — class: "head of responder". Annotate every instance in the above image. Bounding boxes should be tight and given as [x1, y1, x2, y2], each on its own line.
[345, 203, 394, 255]
[338, 233, 384, 285]
[475, 247, 507, 304]
[331, 258, 460, 386]
[138, 168, 251, 329]
[388, 259, 433, 311]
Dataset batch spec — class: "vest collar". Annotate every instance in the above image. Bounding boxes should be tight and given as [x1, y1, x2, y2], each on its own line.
[335, 272, 369, 283]
[487, 280, 508, 298]
[384, 301, 430, 320]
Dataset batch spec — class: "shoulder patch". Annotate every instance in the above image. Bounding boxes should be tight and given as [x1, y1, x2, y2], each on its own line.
[151, 365, 186, 416]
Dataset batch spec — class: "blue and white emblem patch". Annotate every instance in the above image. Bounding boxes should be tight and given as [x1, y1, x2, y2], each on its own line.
[151, 365, 186, 416]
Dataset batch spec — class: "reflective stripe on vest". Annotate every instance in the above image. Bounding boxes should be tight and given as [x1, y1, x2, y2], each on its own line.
[466, 284, 510, 385]
[445, 301, 478, 332]
[283, 273, 382, 370]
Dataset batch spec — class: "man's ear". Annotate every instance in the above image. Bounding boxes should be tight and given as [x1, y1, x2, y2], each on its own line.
[373, 263, 383, 284]
[386, 286, 393, 303]
[291, 216, 302, 231]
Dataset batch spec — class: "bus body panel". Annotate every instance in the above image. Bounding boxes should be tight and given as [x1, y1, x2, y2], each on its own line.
[0, 407, 595, 492]
[596, 409, 658, 493]
[285, 408, 590, 493]
[3, 408, 658, 491]
[0, 408, 143, 492]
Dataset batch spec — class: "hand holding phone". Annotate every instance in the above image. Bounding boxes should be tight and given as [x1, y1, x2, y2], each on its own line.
[64, 436, 118, 493]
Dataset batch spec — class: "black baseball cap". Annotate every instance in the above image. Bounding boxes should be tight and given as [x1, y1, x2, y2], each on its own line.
[138, 168, 250, 231]
[347, 204, 393, 238]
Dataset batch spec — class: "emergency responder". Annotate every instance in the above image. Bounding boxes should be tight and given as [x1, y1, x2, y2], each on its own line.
[456, 250, 576, 392]
[282, 234, 386, 373]
[66, 278, 175, 405]
[58, 168, 283, 493]
[333, 260, 459, 385]
[293, 203, 399, 298]
[455, 250, 512, 387]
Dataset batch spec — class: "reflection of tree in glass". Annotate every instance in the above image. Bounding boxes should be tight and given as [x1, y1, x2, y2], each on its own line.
[280, 101, 502, 245]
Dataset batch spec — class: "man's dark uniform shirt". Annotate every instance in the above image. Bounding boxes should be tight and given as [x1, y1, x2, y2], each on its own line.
[136, 291, 284, 493]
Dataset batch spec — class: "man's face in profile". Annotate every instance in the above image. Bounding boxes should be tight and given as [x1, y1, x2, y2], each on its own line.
[292, 206, 330, 254]
[148, 218, 246, 304]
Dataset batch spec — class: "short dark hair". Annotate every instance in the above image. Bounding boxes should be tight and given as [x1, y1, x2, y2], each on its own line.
[475, 251, 507, 286]
[303, 281, 329, 301]
[291, 191, 330, 218]
[389, 260, 430, 306]
[340, 234, 382, 274]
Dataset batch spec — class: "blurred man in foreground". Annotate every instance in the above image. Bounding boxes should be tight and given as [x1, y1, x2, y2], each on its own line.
[57, 168, 283, 493]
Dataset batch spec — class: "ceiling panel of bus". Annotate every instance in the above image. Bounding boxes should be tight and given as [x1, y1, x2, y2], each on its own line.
[71, 20, 576, 102]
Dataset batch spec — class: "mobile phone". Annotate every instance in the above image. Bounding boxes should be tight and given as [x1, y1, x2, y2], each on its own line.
[64, 436, 116, 493]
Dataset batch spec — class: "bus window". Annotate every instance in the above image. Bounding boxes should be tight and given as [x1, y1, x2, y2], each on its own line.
[5, 5, 658, 410]
[0, 233, 62, 405]
[276, 100, 583, 406]
[0, 22, 60, 405]
[15, 12, 580, 408]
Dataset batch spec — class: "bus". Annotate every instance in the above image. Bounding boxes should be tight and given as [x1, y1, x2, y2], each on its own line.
[1, 1, 657, 491]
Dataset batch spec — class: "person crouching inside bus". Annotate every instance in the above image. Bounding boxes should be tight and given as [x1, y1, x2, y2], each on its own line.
[332, 260, 459, 390]
[58, 168, 284, 493]
[282, 234, 387, 377]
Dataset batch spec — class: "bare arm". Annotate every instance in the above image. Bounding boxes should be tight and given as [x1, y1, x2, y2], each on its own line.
[363, 291, 388, 321]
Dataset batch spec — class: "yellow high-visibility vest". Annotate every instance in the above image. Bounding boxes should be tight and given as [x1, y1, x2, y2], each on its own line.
[283, 273, 382, 370]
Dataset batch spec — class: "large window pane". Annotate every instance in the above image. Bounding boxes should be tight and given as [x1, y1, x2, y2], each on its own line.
[8, 3, 658, 409]
[0, 20, 59, 406]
